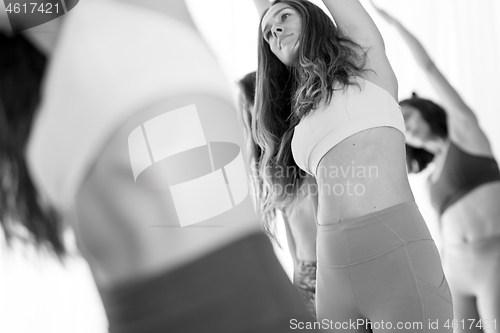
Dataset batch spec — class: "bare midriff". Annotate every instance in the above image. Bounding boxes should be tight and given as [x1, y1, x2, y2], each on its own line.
[316, 127, 415, 225]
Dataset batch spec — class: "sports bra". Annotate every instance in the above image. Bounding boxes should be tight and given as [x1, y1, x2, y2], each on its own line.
[428, 141, 500, 215]
[291, 77, 405, 176]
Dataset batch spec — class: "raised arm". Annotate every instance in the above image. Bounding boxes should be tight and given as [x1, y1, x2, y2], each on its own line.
[370, 2, 475, 120]
[322, 0, 398, 98]
[371, 1, 493, 155]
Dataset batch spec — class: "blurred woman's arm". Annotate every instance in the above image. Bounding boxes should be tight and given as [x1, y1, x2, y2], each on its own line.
[371, 1, 493, 155]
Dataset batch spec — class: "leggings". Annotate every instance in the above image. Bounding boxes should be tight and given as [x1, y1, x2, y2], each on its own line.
[316, 202, 453, 332]
[442, 235, 500, 333]
[100, 233, 317, 333]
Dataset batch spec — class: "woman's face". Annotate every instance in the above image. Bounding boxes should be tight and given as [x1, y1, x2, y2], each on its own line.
[261, 3, 302, 66]
[401, 104, 433, 147]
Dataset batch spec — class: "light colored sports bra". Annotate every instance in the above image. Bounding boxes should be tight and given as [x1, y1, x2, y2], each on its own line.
[291, 77, 405, 176]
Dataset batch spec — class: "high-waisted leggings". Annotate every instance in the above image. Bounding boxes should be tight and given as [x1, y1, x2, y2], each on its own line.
[100, 233, 317, 333]
[316, 202, 453, 332]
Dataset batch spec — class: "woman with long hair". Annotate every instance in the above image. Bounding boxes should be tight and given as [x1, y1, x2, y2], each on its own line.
[238, 70, 318, 318]
[373, 3, 500, 332]
[0, 31, 65, 256]
[0, 1, 317, 331]
[255, 0, 453, 329]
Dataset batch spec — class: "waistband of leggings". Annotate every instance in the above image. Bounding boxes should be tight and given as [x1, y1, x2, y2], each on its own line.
[317, 201, 435, 267]
[99, 232, 312, 333]
[318, 201, 418, 230]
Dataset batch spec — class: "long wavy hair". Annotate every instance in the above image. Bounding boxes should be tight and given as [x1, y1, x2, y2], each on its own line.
[0, 32, 66, 257]
[237, 72, 281, 242]
[237, 72, 266, 218]
[253, 0, 367, 236]
[401, 93, 448, 173]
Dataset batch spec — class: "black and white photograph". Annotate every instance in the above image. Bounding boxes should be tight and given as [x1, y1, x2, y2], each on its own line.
[1, 0, 500, 332]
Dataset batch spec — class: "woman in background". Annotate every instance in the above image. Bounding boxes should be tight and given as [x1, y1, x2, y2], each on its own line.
[373, 3, 500, 332]
[238, 71, 318, 318]
[255, 0, 453, 330]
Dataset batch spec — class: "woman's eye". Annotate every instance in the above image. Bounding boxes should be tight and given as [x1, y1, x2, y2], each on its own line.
[281, 13, 290, 21]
